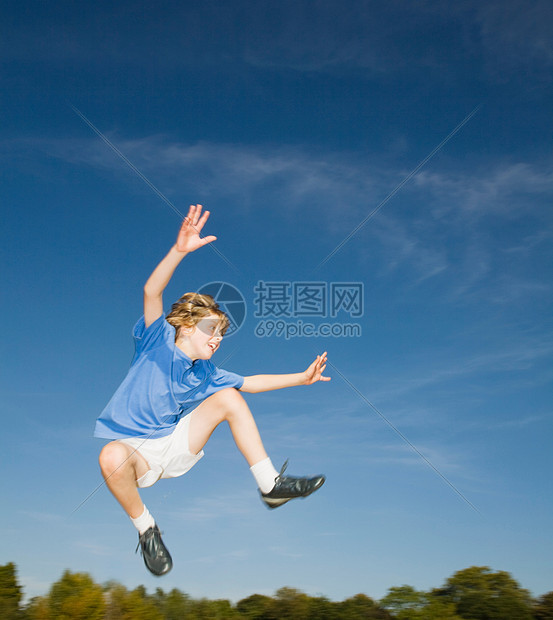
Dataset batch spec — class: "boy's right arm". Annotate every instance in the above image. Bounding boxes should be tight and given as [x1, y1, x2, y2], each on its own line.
[143, 205, 217, 328]
[143, 246, 187, 327]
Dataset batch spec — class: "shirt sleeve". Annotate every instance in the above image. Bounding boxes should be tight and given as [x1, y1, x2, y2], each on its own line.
[132, 314, 173, 357]
[208, 364, 245, 390]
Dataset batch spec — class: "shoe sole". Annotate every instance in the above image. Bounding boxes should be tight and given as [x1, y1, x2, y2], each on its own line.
[262, 476, 325, 509]
[146, 562, 173, 577]
[263, 497, 292, 509]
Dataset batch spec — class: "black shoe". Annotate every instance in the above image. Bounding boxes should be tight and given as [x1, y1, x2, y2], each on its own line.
[260, 460, 325, 509]
[136, 525, 173, 576]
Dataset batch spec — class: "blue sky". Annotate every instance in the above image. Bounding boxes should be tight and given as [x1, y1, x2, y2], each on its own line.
[2, 0, 552, 604]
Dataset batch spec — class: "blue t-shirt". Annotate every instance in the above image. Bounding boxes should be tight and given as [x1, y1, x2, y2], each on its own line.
[94, 315, 244, 439]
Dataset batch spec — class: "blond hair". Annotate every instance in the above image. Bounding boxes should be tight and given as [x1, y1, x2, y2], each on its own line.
[166, 292, 230, 336]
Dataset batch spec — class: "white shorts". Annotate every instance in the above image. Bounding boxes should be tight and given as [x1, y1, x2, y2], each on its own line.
[118, 412, 204, 488]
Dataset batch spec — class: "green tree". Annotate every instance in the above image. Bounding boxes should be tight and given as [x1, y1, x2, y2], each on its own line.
[236, 593, 277, 619]
[188, 596, 240, 619]
[152, 587, 193, 620]
[0, 562, 23, 619]
[307, 595, 340, 619]
[124, 586, 164, 619]
[380, 585, 426, 618]
[380, 585, 461, 619]
[46, 570, 105, 620]
[104, 582, 129, 620]
[25, 596, 50, 620]
[533, 592, 553, 620]
[272, 587, 312, 619]
[437, 566, 533, 620]
[338, 593, 392, 619]
[104, 582, 163, 620]
[420, 593, 463, 619]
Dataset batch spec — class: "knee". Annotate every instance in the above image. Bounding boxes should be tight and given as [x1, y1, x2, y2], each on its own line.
[99, 442, 129, 477]
[219, 387, 245, 403]
[205, 388, 249, 421]
[208, 387, 246, 408]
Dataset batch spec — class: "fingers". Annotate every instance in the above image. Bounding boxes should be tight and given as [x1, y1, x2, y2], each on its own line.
[199, 235, 217, 246]
[180, 205, 212, 238]
[196, 208, 211, 231]
[183, 204, 209, 227]
[184, 203, 197, 225]
[176, 205, 215, 252]
[306, 352, 331, 383]
[318, 352, 330, 380]
[311, 353, 327, 368]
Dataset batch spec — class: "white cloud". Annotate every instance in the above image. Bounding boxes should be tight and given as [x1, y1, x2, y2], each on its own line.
[23, 133, 553, 216]
[331, 332, 553, 442]
[468, 411, 552, 432]
[239, 0, 553, 80]
[73, 540, 115, 557]
[363, 214, 450, 282]
[164, 489, 253, 523]
[475, 0, 553, 79]
[361, 441, 464, 473]
[4, 1, 552, 83]
[18, 510, 67, 525]
[414, 163, 553, 217]
[15, 133, 552, 299]
[268, 545, 303, 559]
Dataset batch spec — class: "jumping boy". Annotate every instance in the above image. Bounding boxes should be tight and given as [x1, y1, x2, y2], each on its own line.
[95, 204, 329, 576]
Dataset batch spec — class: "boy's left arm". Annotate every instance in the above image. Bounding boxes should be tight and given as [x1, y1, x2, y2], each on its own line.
[239, 352, 330, 394]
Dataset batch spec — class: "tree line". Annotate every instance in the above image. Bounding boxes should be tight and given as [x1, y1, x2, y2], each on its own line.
[1, 562, 552, 619]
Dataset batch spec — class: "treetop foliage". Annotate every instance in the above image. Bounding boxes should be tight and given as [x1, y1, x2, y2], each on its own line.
[2, 562, 551, 620]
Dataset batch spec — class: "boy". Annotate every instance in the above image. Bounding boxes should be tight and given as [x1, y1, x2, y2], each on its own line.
[95, 205, 329, 576]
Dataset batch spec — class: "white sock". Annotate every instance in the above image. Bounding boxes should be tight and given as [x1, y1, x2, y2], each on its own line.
[250, 457, 279, 494]
[130, 505, 156, 535]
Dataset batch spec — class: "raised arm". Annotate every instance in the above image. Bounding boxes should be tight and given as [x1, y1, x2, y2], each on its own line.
[240, 353, 331, 393]
[143, 204, 216, 327]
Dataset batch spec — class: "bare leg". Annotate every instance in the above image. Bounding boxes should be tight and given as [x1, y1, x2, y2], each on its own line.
[189, 387, 325, 508]
[98, 442, 150, 518]
[188, 388, 268, 466]
[100, 442, 173, 576]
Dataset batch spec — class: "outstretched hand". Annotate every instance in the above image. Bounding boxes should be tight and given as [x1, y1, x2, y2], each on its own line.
[175, 204, 217, 253]
[303, 352, 331, 385]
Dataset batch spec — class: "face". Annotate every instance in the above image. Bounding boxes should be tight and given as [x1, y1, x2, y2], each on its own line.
[176, 314, 224, 360]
